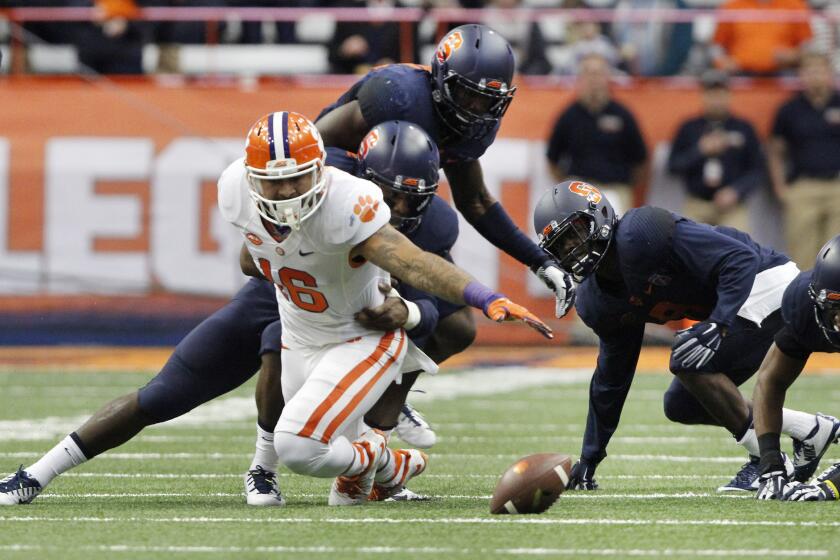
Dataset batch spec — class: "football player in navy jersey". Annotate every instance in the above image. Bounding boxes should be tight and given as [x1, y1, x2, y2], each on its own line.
[0, 121, 473, 507]
[531, 180, 839, 493]
[315, 24, 575, 322]
[752, 235, 840, 501]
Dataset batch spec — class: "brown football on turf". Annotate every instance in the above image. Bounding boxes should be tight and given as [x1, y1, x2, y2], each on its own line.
[490, 453, 572, 514]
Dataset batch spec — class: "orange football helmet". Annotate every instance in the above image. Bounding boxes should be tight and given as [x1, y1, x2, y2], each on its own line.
[244, 111, 327, 230]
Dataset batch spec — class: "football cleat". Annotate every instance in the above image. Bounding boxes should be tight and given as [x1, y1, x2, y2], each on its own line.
[792, 413, 840, 482]
[370, 448, 429, 501]
[395, 404, 437, 449]
[329, 429, 386, 506]
[815, 460, 840, 484]
[244, 466, 285, 507]
[718, 456, 761, 492]
[0, 466, 43, 505]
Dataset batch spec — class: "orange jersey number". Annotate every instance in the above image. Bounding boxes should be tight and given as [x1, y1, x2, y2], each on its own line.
[259, 259, 329, 313]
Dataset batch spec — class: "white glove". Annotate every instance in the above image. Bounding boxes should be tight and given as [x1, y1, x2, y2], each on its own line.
[537, 264, 577, 319]
[783, 481, 838, 501]
[755, 470, 788, 500]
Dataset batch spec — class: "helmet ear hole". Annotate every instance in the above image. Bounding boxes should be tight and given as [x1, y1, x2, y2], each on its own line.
[601, 206, 608, 218]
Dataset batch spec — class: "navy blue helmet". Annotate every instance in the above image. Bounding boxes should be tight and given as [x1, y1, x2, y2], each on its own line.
[533, 180, 617, 282]
[430, 24, 516, 140]
[809, 234, 840, 348]
[358, 120, 440, 234]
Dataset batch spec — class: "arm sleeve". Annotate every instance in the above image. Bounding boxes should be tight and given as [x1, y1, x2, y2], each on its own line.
[472, 202, 548, 268]
[580, 325, 646, 464]
[667, 122, 706, 174]
[729, 125, 767, 199]
[671, 220, 760, 327]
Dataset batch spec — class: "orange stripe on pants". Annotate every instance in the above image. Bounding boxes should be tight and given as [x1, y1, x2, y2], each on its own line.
[320, 331, 406, 443]
[297, 331, 396, 440]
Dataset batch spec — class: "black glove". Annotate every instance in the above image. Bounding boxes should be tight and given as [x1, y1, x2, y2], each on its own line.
[670, 321, 723, 372]
[534, 260, 577, 319]
[567, 459, 599, 490]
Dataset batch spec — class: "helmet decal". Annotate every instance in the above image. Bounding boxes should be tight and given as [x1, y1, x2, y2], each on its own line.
[358, 129, 380, 159]
[435, 31, 463, 63]
[568, 181, 603, 204]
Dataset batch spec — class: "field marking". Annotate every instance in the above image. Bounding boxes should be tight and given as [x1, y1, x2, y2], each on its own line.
[35, 491, 751, 501]
[12, 452, 829, 465]
[0, 367, 590, 441]
[2, 516, 839, 528]
[0, 544, 826, 557]
[61, 472, 736, 481]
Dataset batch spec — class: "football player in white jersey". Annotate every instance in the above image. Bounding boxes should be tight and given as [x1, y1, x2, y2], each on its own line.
[219, 111, 552, 505]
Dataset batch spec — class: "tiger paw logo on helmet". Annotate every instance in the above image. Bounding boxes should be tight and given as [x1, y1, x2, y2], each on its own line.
[354, 195, 379, 223]
[436, 31, 464, 63]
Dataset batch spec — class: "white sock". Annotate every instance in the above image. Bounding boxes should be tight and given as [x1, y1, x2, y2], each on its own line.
[249, 423, 278, 473]
[736, 427, 760, 457]
[781, 409, 818, 441]
[26, 435, 88, 487]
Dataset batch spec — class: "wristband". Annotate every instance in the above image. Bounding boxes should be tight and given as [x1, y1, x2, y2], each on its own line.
[462, 281, 504, 312]
[388, 288, 422, 330]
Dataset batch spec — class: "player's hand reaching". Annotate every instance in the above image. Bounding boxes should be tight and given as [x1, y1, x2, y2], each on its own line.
[755, 470, 789, 500]
[567, 460, 599, 490]
[782, 478, 839, 501]
[354, 281, 409, 331]
[534, 260, 577, 319]
[670, 321, 724, 372]
[484, 297, 553, 339]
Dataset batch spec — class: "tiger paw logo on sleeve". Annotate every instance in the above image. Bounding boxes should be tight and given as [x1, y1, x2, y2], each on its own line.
[353, 195, 380, 223]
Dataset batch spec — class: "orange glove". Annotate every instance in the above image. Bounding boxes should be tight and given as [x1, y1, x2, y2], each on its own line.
[485, 297, 553, 339]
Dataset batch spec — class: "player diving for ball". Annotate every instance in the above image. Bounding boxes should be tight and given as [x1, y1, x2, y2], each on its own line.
[751, 234, 840, 501]
[0, 115, 551, 507]
[531, 180, 840, 493]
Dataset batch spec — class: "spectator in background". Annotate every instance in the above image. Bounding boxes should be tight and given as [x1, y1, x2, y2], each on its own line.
[546, 53, 647, 215]
[769, 50, 840, 268]
[713, 0, 812, 76]
[554, 21, 622, 75]
[327, 0, 405, 74]
[668, 69, 765, 232]
[481, 0, 551, 75]
[612, 0, 673, 76]
[76, 0, 145, 74]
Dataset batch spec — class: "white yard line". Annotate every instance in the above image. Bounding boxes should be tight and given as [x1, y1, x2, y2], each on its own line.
[35, 491, 750, 500]
[0, 544, 825, 557]
[1, 516, 838, 528]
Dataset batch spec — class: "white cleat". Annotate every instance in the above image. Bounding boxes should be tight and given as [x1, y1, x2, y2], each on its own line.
[329, 429, 386, 506]
[244, 466, 285, 507]
[0, 466, 43, 505]
[395, 403, 437, 449]
[792, 413, 840, 482]
[370, 448, 429, 501]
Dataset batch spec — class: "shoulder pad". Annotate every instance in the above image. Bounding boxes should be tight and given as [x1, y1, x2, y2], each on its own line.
[217, 158, 250, 226]
[616, 206, 676, 270]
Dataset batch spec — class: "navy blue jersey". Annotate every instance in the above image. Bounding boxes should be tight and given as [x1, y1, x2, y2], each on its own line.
[575, 206, 790, 463]
[317, 64, 499, 164]
[774, 270, 839, 359]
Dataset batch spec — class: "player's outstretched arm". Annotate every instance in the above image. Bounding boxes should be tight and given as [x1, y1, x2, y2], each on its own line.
[315, 100, 370, 152]
[353, 224, 553, 339]
[240, 243, 264, 279]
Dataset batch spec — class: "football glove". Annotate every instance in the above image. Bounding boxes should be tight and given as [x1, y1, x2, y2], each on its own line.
[755, 470, 789, 500]
[567, 460, 599, 491]
[783, 480, 839, 501]
[670, 321, 723, 371]
[484, 297, 553, 339]
[534, 261, 577, 319]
